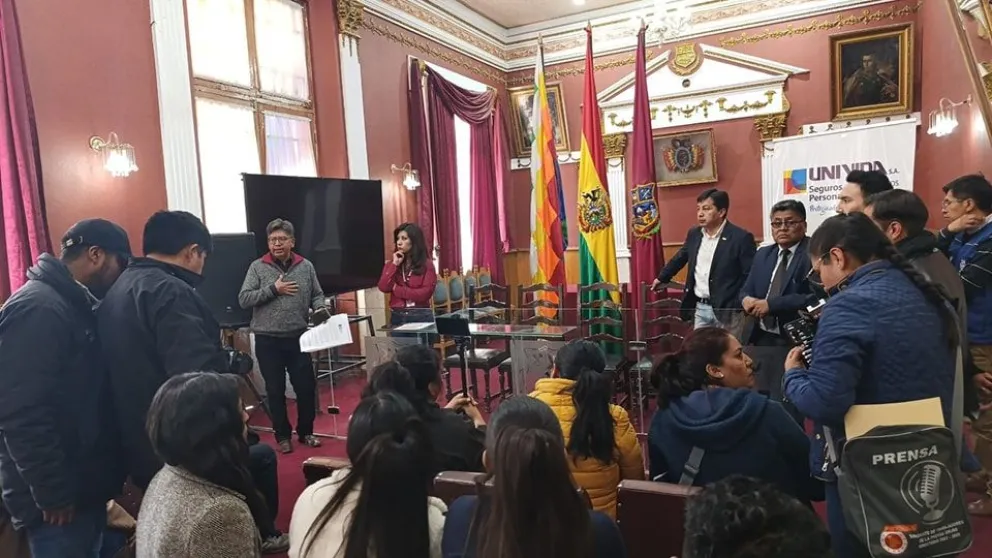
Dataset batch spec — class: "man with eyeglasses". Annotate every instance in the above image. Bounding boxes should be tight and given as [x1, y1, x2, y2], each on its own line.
[239, 218, 327, 455]
[740, 200, 813, 347]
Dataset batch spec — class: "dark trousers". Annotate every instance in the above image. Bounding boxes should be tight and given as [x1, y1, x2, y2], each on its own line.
[26, 504, 106, 558]
[255, 333, 315, 441]
[248, 443, 280, 538]
[825, 482, 871, 558]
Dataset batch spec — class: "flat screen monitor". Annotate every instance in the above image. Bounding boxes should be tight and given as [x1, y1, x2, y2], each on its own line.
[243, 174, 385, 296]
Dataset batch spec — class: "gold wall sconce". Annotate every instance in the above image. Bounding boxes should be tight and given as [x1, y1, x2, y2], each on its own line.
[391, 162, 421, 191]
[927, 96, 972, 137]
[89, 132, 138, 178]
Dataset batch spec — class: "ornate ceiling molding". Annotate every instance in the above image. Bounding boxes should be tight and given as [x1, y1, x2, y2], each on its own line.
[360, 0, 909, 72]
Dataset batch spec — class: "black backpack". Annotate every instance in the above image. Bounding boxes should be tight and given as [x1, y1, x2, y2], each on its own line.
[831, 424, 972, 557]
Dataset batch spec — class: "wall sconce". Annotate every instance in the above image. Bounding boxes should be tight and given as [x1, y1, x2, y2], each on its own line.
[89, 132, 138, 178]
[927, 96, 971, 137]
[391, 163, 421, 191]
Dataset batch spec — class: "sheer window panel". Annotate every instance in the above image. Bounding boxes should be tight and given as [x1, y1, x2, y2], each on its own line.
[455, 116, 473, 273]
[186, 0, 251, 86]
[195, 98, 260, 233]
[254, 0, 309, 100]
[264, 113, 316, 176]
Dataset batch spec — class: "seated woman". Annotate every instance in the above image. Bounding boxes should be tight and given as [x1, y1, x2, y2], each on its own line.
[442, 396, 626, 558]
[647, 328, 818, 503]
[136, 372, 267, 558]
[288, 391, 445, 558]
[530, 340, 644, 518]
[364, 345, 486, 474]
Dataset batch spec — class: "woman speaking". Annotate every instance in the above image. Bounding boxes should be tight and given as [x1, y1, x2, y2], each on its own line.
[783, 212, 957, 558]
[378, 222, 438, 327]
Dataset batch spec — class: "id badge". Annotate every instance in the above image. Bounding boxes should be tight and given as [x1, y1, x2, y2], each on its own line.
[406, 300, 415, 308]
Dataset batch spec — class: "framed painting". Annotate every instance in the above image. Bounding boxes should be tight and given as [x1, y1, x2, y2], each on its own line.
[830, 23, 914, 120]
[507, 83, 570, 158]
[653, 128, 718, 187]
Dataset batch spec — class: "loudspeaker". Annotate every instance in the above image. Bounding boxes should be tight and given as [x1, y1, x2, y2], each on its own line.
[198, 233, 257, 329]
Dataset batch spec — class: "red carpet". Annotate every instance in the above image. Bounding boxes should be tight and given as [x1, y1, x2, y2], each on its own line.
[253, 373, 992, 558]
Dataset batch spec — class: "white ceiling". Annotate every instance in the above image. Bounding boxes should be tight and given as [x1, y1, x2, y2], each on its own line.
[454, 0, 639, 28]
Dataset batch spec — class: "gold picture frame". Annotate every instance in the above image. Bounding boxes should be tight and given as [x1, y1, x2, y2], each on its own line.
[830, 23, 914, 120]
[653, 128, 718, 187]
[507, 83, 570, 159]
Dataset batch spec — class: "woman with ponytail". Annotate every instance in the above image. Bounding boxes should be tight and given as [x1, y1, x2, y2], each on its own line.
[288, 392, 444, 558]
[783, 212, 957, 558]
[647, 328, 815, 504]
[441, 397, 627, 558]
[529, 340, 643, 518]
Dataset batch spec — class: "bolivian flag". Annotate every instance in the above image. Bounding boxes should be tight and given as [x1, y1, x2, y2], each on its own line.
[577, 27, 619, 306]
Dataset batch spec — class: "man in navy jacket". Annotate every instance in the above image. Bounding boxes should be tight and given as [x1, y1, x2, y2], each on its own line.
[740, 200, 813, 347]
[654, 189, 756, 335]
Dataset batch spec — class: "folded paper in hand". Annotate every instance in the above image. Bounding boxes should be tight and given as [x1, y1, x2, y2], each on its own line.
[300, 313, 353, 353]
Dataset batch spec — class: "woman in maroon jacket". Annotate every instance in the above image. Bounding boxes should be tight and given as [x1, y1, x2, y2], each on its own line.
[378, 222, 438, 327]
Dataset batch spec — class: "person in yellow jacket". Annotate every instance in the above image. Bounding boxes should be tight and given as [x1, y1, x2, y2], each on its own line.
[530, 340, 645, 518]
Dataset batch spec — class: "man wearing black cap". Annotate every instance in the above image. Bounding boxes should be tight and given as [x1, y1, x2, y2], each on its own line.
[0, 219, 131, 558]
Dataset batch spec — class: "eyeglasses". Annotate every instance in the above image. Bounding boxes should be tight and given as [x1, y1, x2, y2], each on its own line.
[268, 236, 292, 246]
[770, 220, 804, 230]
[806, 253, 830, 288]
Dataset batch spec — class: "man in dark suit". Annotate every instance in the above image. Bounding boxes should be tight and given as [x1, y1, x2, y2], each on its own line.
[740, 200, 814, 347]
[653, 189, 756, 336]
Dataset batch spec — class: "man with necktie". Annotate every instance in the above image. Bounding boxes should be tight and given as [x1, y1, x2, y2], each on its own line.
[740, 200, 814, 347]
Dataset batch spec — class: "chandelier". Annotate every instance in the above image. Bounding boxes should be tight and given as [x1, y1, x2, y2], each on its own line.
[646, 0, 692, 43]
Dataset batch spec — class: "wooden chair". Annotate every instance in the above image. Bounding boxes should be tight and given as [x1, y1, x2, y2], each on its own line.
[447, 270, 469, 313]
[464, 268, 479, 303]
[617, 480, 700, 558]
[578, 282, 631, 405]
[495, 283, 565, 392]
[630, 282, 692, 416]
[430, 271, 455, 366]
[302, 456, 352, 486]
[433, 471, 592, 508]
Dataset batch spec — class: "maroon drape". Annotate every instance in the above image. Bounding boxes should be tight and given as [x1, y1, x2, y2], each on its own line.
[425, 70, 504, 282]
[0, 0, 50, 299]
[427, 83, 461, 272]
[407, 63, 436, 256]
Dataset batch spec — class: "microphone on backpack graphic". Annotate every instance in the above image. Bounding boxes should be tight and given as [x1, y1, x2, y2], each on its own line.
[920, 463, 943, 522]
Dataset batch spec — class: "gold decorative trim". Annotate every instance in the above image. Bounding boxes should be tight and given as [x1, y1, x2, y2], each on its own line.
[338, 0, 365, 39]
[375, 0, 506, 58]
[603, 133, 627, 159]
[753, 96, 791, 141]
[506, 49, 659, 87]
[983, 71, 992, 105]
[362, 16, 505, 84]
[716, 90, 777, 113]
[719, 0, 922, 48]
[660, 101, 713, 122]
[607, 107, 659, 128]
[670, 43, 702, 76]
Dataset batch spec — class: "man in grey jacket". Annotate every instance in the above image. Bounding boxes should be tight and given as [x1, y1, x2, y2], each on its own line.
[239, 219, 327, 453]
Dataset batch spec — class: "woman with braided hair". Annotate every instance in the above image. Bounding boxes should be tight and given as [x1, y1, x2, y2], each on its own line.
[646, 328, 817, 504]
[783, 212, 957, 558]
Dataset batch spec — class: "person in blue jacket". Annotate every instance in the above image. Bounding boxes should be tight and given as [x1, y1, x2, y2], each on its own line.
[783, 212, 957, 558]
[647, 327, 820, 504]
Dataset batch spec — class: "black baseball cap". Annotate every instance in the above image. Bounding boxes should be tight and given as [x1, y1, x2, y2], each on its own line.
[60, 219, 133, 258]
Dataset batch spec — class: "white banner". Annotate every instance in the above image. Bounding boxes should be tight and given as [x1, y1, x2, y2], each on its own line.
[761, 119, 917, 242]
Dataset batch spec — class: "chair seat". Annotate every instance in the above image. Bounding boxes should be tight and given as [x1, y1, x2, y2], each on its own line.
[443, 348, 510, 369]
[497, 356, 512, 371]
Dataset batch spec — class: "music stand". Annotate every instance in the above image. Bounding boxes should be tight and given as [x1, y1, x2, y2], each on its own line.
[434, 315, 472, 396]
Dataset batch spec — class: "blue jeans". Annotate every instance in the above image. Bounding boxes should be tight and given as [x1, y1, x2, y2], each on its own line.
[962, 445, 983, 473]
[27, 504, 106, 558]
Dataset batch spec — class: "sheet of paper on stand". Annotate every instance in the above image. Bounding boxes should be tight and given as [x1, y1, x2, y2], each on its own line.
[299, 313, 353, 353]
[392, 322, 434, 331]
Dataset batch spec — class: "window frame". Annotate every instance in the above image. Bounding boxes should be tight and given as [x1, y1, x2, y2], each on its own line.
[187, 0, 318, 173]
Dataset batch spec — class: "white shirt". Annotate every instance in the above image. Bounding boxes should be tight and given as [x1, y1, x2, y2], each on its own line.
[758, 245, 795, 334]
[693, 220, 727, 300]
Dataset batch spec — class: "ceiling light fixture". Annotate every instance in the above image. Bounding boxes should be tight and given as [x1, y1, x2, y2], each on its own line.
[90, 132, 139, 178]
[927, 96, 971, 137]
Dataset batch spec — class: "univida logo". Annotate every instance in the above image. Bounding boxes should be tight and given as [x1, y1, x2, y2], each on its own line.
[783, 169, 807, 195]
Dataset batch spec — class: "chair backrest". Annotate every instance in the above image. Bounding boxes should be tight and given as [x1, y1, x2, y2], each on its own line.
[433, 471, 593, 509]
[517, 283, 564, 325]
[477, 266, 493, 287]
[617, 480, 699, 558]
[432, 270, 451, 314]
[448, 271, 467, 310]
[302, 456, 352, 486]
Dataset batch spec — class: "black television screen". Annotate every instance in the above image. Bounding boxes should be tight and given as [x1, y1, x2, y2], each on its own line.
[243, 174, 385, 296]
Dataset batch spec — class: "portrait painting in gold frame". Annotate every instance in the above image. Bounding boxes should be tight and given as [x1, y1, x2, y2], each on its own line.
[830, 23, 914, 120]
[507, 83, 570, 159]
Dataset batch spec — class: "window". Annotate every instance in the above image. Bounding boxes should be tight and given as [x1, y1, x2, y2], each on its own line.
[426, 63, 486, 273]
[186, 0, 316, 233]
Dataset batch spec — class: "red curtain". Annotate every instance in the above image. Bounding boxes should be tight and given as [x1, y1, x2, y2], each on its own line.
[407, 62, 436, 255]
[424, 69, 504, 283]
[0, 0, 50, 299]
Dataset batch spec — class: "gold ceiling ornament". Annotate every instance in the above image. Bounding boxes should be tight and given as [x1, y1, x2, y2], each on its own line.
[753, 95, 791, 142]
[719, 0, 922, 48]
[375, 0, 506, 58]
[983, 71, 992, 105]
[603, 133, 628, 159]
[506, 50, 659, 87]
[670, 43, 702, 76]
[337, 0, 365, 39]
[716, 91, 777, 113]
[362, 17, 505, 84]
[660, 100, 714, 122]
[606, 107, 659, 128]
